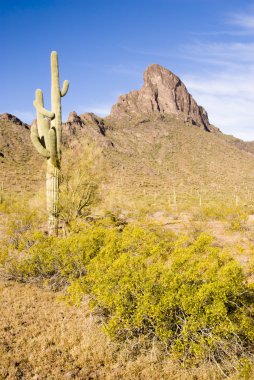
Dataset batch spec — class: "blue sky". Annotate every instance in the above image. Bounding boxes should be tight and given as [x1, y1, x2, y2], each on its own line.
[1, 0, 254, 140]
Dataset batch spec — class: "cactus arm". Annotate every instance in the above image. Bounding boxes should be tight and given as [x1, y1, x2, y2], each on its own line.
[35, 89, 51, 147]
[33, 100, 55, 119]
[41, 118, 51, 149]
[60, 80, 69, 97]
[48, 128, 58, 165]
[30, 122, 50, 158]
[35, 89, 46, 139]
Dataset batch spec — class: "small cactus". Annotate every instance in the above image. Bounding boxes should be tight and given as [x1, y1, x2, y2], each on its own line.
[31, 51, 69, 235]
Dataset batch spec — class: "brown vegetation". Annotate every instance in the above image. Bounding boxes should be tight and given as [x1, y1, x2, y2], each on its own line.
[0, 278, 242, 380]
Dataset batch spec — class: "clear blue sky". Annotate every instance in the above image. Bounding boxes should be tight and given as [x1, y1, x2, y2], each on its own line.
[1, 0, 254, 140]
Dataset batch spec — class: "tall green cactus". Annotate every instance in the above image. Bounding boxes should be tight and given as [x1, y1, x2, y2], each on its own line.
[31, 51, 69, 235]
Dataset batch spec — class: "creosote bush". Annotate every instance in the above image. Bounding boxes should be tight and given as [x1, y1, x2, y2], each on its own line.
[3, 221, 110, 285]
[1, 219, 253, 369]
[82, 230, 254, 365]
[0, 197, 44, 266]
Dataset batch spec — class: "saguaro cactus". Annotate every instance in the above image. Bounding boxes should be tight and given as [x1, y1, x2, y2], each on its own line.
[31, 51, 69, 235]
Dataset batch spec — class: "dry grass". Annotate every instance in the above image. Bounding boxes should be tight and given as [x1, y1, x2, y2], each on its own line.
[101, 114, 254, 213]
[0, 278, 232, 380]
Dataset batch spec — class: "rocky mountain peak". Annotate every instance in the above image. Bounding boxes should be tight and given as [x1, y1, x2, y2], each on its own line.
[0, 113, 29, 129]
[67, 111, 82, 124]
[62, 111, 112, 149]
[110, 64, 211, 131]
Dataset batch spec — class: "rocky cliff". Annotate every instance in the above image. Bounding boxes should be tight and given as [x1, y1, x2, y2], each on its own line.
[110, 64, 211, 131]
[62, 111, 112, 148]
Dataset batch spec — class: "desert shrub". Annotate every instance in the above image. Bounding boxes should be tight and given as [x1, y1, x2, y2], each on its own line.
[201, 203, 241, 221]
[5, 210, 41, 249]
[0, 193, 17, 213]
[80, 231, 254, 364]
[201, 204, 249, 232]
[201, 204, 228, 220]
[227, 209, 248, 231]
[2, 219, 254, 367]
[0, 198, 44, 266]
[5, 221, 111, 285]
[59, 141, 106, 233]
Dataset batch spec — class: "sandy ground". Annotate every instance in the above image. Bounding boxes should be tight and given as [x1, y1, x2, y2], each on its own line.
[0, 278, 225, 380]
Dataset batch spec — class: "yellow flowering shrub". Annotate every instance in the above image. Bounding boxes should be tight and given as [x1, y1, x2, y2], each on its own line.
[2, 220, 254, 364]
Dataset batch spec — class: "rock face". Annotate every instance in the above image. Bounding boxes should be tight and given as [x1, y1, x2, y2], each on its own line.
[62, 111, 112, 148]
[110, 64, 210, 130]
[0, 113, 29, 128]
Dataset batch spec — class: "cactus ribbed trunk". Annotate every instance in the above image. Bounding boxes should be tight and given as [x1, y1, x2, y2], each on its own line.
[51, 52, 62, 161]
[46, 160, 60, 235]
[31, 51, 69, 236]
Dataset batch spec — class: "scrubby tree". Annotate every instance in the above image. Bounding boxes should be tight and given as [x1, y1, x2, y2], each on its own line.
[58, 141, 105, 234]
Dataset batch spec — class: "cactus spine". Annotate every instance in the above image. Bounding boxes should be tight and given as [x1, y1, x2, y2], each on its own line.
[31, 51, 69, 235]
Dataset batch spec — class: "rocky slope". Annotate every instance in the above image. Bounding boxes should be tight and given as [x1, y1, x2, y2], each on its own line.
[110, 64, 213, 131]
[1, 64, 254, 209]
[63, 111, 112, 148]
[0, 114, 45, 194]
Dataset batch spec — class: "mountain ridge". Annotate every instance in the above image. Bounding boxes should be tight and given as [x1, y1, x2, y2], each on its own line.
[1, 63, 254, 209]
[110, 64, 215, 132]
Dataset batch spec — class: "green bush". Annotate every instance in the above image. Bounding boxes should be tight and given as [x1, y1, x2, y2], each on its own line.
[0, 198, 43, 265]
[5, 222, 110, 284]
[201, 203, 248, 223]
[228, 210, 248, 231]
[2, 219, 254, 366]
[82, 229, 254, 363]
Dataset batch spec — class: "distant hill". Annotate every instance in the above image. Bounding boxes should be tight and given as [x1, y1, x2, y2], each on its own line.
[1, 64, 254, 210]
[0, 113, 44, 194]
